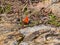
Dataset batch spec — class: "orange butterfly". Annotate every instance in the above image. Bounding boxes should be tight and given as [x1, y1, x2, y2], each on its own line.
[23, 16, 29, 24]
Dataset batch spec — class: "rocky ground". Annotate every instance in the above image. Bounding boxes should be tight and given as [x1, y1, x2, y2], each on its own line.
[0, 0, 60, 45]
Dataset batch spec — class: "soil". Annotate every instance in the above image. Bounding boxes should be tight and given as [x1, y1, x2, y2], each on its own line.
[0, 0, 60, 45]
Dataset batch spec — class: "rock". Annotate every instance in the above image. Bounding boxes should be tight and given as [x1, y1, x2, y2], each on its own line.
[23, 29, 50, 42]
[51, 0, 60, 3]
[51, 3, 60, 17]
[20, 25, 52, 36]
[19, 42, 28, 45]
[19, 27, 60, 45]
[10, 40, 18, 45]
[43, 0, 60, 17]
[32, 0, 60, 18]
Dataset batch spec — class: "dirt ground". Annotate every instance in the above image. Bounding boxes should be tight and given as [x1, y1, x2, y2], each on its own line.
[0, 0, 60, 45]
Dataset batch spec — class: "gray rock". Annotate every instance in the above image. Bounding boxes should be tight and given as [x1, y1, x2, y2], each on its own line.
[51, 0, 60, 3]
[10, 40, 18, 45]
[19, 42, 28, 45]
[51, 3, 60, 17]
[20, 25, 52, 36]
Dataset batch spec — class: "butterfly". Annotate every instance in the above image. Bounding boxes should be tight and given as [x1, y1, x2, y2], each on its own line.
[23, 16, 29, 24]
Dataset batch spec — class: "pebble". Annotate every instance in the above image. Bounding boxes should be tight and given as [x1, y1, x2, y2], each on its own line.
[10, 40, 18, 45]
[51, 0, 60, 3]
[19, 42, 28, 45]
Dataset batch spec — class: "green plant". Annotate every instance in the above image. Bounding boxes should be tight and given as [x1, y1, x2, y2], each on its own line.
[49, 14, 56, 20]
[0, 4, 11, 14]
[48, 14, 60, 26]
[4, 4, 11, 13]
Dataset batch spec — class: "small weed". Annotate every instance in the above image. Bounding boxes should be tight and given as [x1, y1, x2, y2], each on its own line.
[4, 4, 11, 13]
[49, 14, 56, 20]
[0, 4, 11, 14]
[48, 14, 60, 27]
